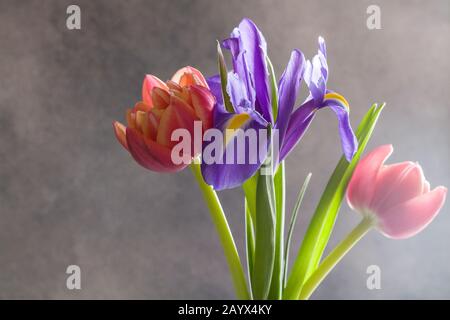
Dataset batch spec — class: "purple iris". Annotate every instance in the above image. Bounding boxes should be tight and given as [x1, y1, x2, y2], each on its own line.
[280, 36, 357, 162]
[201, 18, 357, 190]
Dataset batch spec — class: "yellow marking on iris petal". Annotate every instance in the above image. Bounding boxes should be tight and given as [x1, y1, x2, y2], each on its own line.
[324, 92, 350, 111]
[224, 113, 251, 145]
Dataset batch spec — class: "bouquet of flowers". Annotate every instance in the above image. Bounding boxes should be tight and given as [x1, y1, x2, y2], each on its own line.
[113, 18, 447, 299]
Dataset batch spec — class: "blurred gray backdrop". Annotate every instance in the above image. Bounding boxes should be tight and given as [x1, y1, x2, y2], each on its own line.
[0, 0, 449, 299]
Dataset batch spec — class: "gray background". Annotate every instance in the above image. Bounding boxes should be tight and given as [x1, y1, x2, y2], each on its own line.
[0, 0, 448, 299]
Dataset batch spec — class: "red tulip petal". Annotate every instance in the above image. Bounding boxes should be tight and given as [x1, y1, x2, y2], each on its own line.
[166, 80, 182, 92]
[171, 94, 197, 125]
[147, 112, 159, 140]
[156, 106, 180, 147]
[190, 85, 214, 130]
[133, 101, 151, 113]
[172, 87, 192, 105]
[171, 66, 208, 88]
[142, 75, 168, 106]
[151, 87, 170, 109]
[126, 128, 187, 172]
[126, 108, 136, 128]
[171, 95, 199, 154]
[113, 121, 128, 150]
[135, 111, 150, 138]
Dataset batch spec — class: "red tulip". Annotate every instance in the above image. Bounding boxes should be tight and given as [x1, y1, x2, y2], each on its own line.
[347, 145, 447, 239]
[113, 66, 214, 172]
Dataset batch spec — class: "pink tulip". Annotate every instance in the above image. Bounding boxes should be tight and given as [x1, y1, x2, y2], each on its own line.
[113, 66, 214, 172]
[347, 144, 447, 239]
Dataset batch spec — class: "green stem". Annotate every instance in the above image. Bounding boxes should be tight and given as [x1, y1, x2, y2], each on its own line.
[298, 217, 374, 300]
[268, 161, 285, 299]
[190, 163, 250, 300]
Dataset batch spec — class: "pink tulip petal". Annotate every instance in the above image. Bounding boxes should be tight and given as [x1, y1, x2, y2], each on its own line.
[166, 80, 182, 92]
[372, 162, 424, 212]
[171, 95, 197, 130]
[377, 186, 447, 239]
[190, 85, 215, 130]
[126, 128, 187, 173]
[118, 67, 213, 174]
[151, 87, 170, 109]
[170, 95, 200, 156]
[156, 106, 180, 147]
[142, 75, 168, 107]
[171, 66, 209, 88]
[423, 180, 430, 194]
[347, 144, 393, 211]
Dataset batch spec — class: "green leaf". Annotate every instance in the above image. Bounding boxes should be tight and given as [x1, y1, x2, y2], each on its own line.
[217, 41, 234, 113]
[245, 201, 255, 298]
[266, 56, 278, 122]
[284, 103, 385, 299]
[252, 158, 277, 300]
[243, 173, 259, 222]
[268, 161, 285, 299]
[283, 172, 312, 287]
[243, 172, 259, 299]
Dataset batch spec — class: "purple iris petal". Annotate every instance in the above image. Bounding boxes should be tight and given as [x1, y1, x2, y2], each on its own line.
[322, 102, 358, 161]
[206, 74, 224, 106]
[317, 36, 328, 81]
[226, 72, 252, 111]
[279, 99, 316, 161]
[303, 37, 329, 105]
[222, 18, 272, 123]
[223, 36, 256, 107]
[276, 49, 305, 153]
[318, 36, 327, 58]
[201, 112, 268, 190]
[287, 37, 357, 162]
[304, 58, 326, 105]
[202, 26, 358, 189]
[224, 72, 268, 126]
[279, 98, 357, 162]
